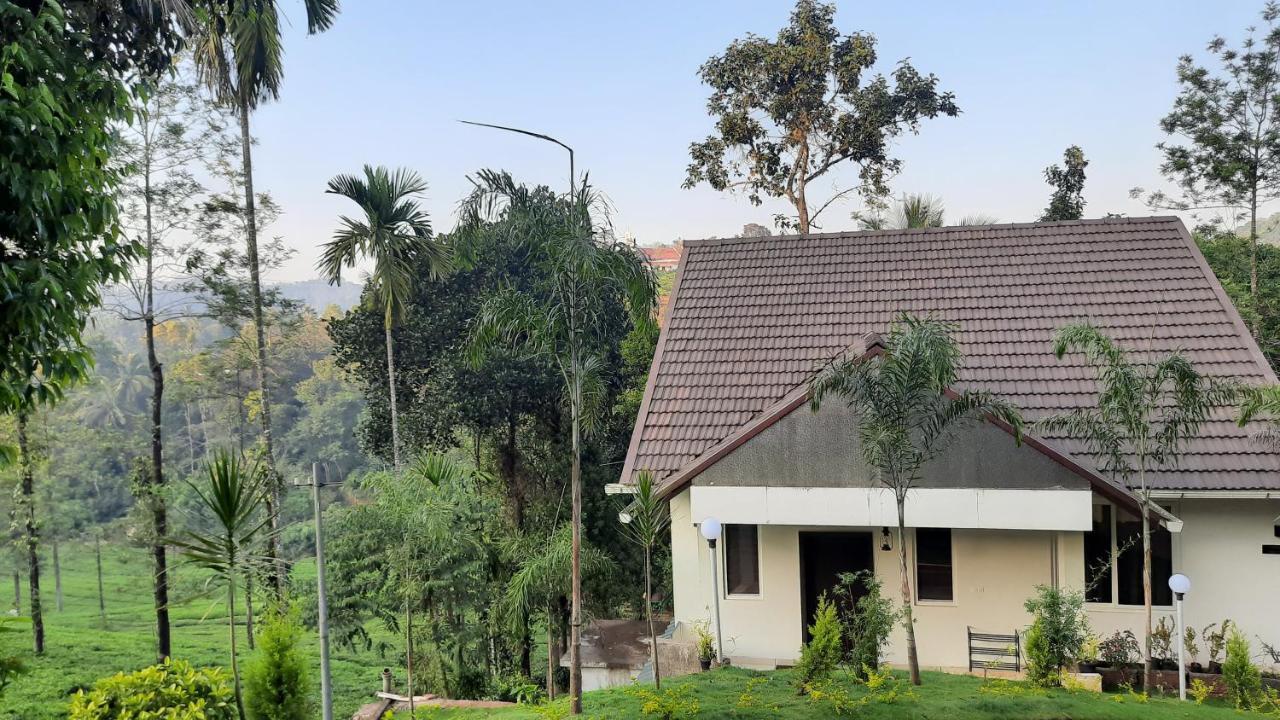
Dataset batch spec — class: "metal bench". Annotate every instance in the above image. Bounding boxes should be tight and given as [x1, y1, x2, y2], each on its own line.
[967, 627, 1021, 672]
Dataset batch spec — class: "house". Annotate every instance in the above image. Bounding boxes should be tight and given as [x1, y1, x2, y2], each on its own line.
[618, 217, 1280, 673]
[640, 242, 684, 271]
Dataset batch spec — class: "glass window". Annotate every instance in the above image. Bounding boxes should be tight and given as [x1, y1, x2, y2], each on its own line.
[916, 528, 953, 601]
[1085, 505, 1113, 603]
[1116, 507, 1172, 606]
[724, 524, 760, 595]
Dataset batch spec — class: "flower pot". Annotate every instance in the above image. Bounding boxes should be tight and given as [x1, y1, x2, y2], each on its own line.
[1157, 659, 1179, 672]
[699, 658, 712, 672]
[1188, 662, 1204, 674]
[1208, 661, 1223, 674]
[1148, 669, 1181, 694]
[1097, 665, 1141, 691]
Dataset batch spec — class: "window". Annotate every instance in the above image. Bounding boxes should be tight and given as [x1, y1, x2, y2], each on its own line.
[1083, 503, 1172, 607]
[1084, 505, 1113, 603]
[915, 528, 953, 601]
[724, 524, 760, 595]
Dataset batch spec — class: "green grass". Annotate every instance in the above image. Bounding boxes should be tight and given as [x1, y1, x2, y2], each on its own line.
[0, 543, 392, 719]
[413, 667, 1273, 719]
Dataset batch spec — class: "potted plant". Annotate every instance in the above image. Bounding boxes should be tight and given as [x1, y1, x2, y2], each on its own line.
[1097, 629, 1141, 691]
[693, 621, 717, 671]
[1185, 626, 1203, 674]
[1151, 617, 1178, 671]
[1077, 633, 1101, 674]
[1203, 620, 1231, 674]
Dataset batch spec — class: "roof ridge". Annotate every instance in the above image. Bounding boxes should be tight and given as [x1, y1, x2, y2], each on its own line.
[681, 216, 1183, 247]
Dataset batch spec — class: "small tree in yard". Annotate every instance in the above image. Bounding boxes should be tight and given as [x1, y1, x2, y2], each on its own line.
[683, 0, 958, 234]
[1023, 585, 1089, 687]
[794, 595, 842, 694]
[618, 471, 670, 688]
[809, 314, 1023, 685]
[244, 604, 312, 720]
[1039, 323, 1235, 691]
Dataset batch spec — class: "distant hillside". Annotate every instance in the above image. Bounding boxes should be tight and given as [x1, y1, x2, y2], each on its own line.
[278, 279, 363, 311]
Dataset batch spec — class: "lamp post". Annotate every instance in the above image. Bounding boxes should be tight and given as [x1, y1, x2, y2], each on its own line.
[1169, 573, 1191, 702]
[295, 463, 334, 720]
[699, 518, 724, 663]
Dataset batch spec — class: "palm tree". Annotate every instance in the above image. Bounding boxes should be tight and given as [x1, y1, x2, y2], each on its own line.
[860, 193, 998, 230]
[808, 314, 1023, 685]
[617, 471, 670, 687]
[503, 525, 614, 700]
[464, 170, 656, 713]
[192, 0, 339, 593]
[1039, 323, 1234, 690]
[318, 166, 449, 469]
[171, 449, 271, 720]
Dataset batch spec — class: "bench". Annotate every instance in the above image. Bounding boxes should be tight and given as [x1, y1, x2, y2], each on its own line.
[967, 626, 1021, 672]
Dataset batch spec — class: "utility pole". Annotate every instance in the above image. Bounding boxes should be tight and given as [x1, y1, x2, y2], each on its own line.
[300, 463, 333, 720]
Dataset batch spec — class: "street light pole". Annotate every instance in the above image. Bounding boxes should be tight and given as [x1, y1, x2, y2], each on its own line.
[699, 518, 724, 663]
[308, 463, 334, 720]
[1169, 573, 1191, 702]
[458, 120, 575, 196]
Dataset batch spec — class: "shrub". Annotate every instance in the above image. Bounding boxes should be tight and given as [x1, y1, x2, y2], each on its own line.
[244, 604, 313, 720]
[1203, 620, 1233, 666]
[1223, 629, 1263, 710]
[1098, 630, 1140, 668]
[793, 595, 842, 694]
[1150, 616, 1174, 663]
[1022, 585, 1088, 686]
[832, 571, 899, 678]
[625, 684, 700, 720]
[69, 658, 237, 720]
[1189, 678, 1213, 705]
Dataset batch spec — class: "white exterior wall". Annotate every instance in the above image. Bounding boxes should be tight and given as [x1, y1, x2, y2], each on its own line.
[673, 490, 1280, 672]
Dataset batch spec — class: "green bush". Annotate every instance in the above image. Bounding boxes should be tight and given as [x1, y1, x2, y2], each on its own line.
[832, 571, 899, 679]
[1223, 629, 1262, 709]
[794, 595, 842, 694]
[68, 658, 236, 720]
[244, 605, 313, 720]
[1022, 585, 1088, 686]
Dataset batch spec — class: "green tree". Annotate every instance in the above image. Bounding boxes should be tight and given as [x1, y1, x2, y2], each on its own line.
[683, 0, 958, 233]
[1197, 225, 1280, 368]
[318, 165, 449, 469]
[171, 450, 272, 720]
[858, 193, 997, 230]
[464, 170, 656, 713]
[244, 604, 312, 720]
[1040, 145, 1088, 221]
[193, 0, 339, 592]
[617, 471, 670, 687]
[1039, 323, 1234, 690]
[808, 314, 1023, 685]
[793, 595, 841, 694]
[1138, 2, 1280, 332]
[0, 1, 186, 415]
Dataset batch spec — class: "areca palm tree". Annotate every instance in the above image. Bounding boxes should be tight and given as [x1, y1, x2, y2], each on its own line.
[808, 314, 1023, 686]
[464, 170, 656, 714]
[192, 0, 339, 593]
[1039, 323, 1235, 690]
[318, 165, 449, 469]
[171, 449, 271, 720]
[617, 471, 670, 687]
[860, 193, 998, 230]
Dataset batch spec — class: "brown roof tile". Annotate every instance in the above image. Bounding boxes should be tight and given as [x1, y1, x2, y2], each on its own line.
[621, 217, 1280, 491]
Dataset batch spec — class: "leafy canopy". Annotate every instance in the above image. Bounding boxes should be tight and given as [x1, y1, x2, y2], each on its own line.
[1040, 145, 1088, 222]
[683, 0, 959, 233]
[808, 314, 1023, 495]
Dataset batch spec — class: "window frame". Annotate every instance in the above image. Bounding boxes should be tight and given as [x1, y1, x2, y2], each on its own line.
[913, 527, 955, 604]
[1084, 500, 1175, 611]
[722, 523, 762, 599]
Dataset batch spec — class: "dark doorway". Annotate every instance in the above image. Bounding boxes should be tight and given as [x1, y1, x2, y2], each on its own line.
[799, 531, 874, 643]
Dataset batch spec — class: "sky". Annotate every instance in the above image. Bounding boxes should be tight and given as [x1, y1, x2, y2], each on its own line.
[249, 0, 1270, 282]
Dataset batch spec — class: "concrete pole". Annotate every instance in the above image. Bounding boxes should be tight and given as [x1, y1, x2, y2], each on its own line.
[312, 463, 333, 720]
[707, 539, 723, 663]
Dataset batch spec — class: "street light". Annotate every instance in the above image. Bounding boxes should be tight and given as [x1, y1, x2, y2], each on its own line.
[699, 518, 724, 664]
[1169, 573, 1191, 702]
[294, 463, 334, 720]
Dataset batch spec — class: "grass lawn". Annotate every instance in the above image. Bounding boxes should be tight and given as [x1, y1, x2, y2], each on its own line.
[0, 542, 392, 720]
[415, 667, 1274, 720]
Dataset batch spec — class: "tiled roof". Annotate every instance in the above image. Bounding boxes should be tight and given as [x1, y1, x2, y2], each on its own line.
[621, 217, 1280, 491]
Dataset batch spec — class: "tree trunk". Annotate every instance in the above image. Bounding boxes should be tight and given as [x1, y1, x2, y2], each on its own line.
[184, 402, 197, 473]
[1250, 191, 1260, 336]
[546, 605, 557, 700]
[52, 536, 62, 613]
[645, 545, 661, 688]
[146, 302, 171, 660]
[385, 322, 401, 469]
[95, 533, 106, 625]
[1142, 501, 1154, 692]
[228, 572, 246, 720]
[245, 569, 255, 650]
[236, 92, 283, 595]
[569, 404, 583, 713]
[405, 586, 415, 716]
[17, 414, 43, 654]
[896, 497, 920, 686]
[12, 564, 19, 614]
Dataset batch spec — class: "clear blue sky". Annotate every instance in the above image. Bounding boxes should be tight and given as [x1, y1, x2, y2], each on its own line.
[251, 0, 1266, 281]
